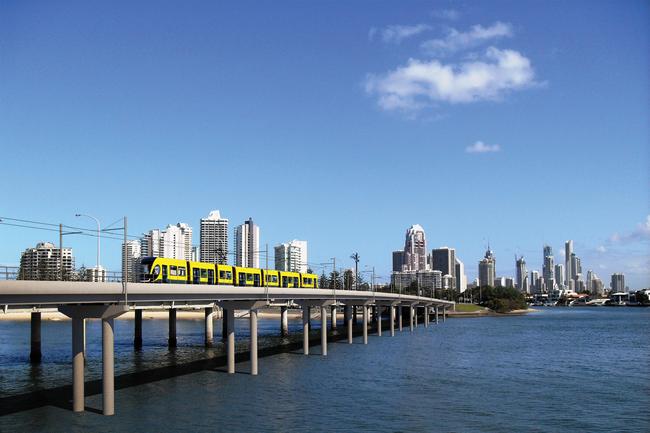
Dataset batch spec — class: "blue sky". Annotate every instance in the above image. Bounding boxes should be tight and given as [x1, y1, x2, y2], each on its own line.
[1, 0, 648, 288]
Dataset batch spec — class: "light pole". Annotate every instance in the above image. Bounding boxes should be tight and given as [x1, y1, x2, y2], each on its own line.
[75, 213, 101, 273]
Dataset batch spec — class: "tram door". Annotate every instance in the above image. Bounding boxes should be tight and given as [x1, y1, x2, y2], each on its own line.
[162, 265, 168, 283]
[254, 274, 260, 287]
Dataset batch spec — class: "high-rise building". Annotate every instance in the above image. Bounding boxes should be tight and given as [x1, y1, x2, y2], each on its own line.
[86, 266, 107, 282]
[592, 278, 604, 296]
[554, 264, 564, 289]
[18, 242, 75, 281]
[542, 245, 555, 290]
[122, 240, 142, 282]
[530, 270, 540, 293]
[275, 240, 308, 273]
[142, 223, 192, 261]
[200, 210, 229, 264]
[610, 273, 625, 293]
[235, 217, 260, 268]
[565, 240, 573, 285]
[516, 256, 528, 293]
[392, 250, 405, 272]
[478, 247, 496, 287]
[586, 270, 594, 292]
[455, 257, 467, 293]
[432, 247, 456, 289]
[403, 225, 427, 271]
[191, 246, 200, 262]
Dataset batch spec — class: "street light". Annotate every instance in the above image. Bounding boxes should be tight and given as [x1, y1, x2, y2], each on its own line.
[75, 213, 101, 273]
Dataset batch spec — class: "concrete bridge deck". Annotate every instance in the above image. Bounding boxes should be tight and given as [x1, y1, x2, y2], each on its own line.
[0, 280, 454, 416]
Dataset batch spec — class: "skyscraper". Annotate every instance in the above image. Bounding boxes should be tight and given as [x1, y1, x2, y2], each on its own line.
[455, 257, 467, 293]
[554, 264, 564, 289]
[142, 223, 192, 261]
[432, 247, 456, 289]
[275, 240, 308, 273]
[392, 250, 405, 272]
[610, 273, 625, 293]
[18, 242, 75, 281]
[478, 247, 496, 287]
[122, 239, 141, 282]
[542, 245, 555, 290]
[516, 256, 528, 293]
[200, 210, 229, 264]
[403, 224, 427, 271]
[530, 270, 540, 293]
[235, 217, 260, 268]
[565, 240, 573, 285]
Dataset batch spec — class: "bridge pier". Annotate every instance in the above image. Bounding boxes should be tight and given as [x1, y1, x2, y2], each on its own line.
[280, 306, 288, 336]
[250, 309, 258, 375]
[330, 305, 337, 331]
[320, 306, 327, 356]
[390, 306, 395, 336]
[376, 306, 382, 336]
[134, 309, 143, 349]
[362, 305, 368, 345]
[168, 309, 177, 348]
[443, 307, 447, 322]
[435, 306, 439, 324]
[205, 307, 214, 347]
[345, 305, 352, 343]
[302, 307, 309, 355]
[226, 308, 235, 373]
[414, 306, 419, 328]
[59, 304, 128, 415]
[424, 306, 429, 328]
[30, 311, 42, 363]
[398, 306, 403, 331]
[409, 305, 414, 332]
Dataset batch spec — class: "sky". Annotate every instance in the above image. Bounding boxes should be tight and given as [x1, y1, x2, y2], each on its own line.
[1, 0, 648, 288]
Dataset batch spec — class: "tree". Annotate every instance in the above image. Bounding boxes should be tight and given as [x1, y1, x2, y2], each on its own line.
[343, 269, 354, 290]
[635, 290, 649, 305]
[319, 271, 329, 289]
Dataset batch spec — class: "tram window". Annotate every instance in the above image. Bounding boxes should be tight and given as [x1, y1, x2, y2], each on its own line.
[152, 265, 160, 278]
[179, 267, 186, 276]
[227, 271, 232, 279]
[247, 273, 254, 282]
[220, 271, 226, 279]
[170, 265, 178, 276]
[201, 269, 207, 278]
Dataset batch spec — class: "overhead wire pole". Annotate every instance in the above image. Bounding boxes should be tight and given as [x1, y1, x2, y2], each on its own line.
[350, 252, 360, 291]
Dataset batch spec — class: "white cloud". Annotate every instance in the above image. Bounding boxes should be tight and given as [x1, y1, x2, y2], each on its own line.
[609, 215, 650, 244]
[365, 47, 535, 110]
[370, 24, 432, 44]
[421, 22, 513, 55]
[596, 245, 607, 253]
[465, 141, 501, 154]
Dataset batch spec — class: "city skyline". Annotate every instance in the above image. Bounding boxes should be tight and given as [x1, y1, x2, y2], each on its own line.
[0, 1, 648, 287]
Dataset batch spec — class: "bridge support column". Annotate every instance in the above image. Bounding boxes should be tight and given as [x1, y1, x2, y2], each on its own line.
[398, 306, 403, 331]
[443, 307, 447, 322]
[30, 311, 42, 363]
[250, 309, 258, 375]
[409, 306, 414, 332]
[280, 306, 288, 336]
[102, 318, 115, 416]
[377, 306, 382, 336]
[414, 306, 419, 328]
[346, 305, 352, 344]
[205, 307, 214, 347]
[390, 306, 395, 336]
[226, 308, 235, 373]
[302, 307, 309, 355]
[320, 306, 327, 356]
[134, 309, 143, 349]
[72, 317, 84, 412]
[168, 309, 177, 348]
[424, 306, 429, 328]
[435, 306, 439, 324]
[362, 306, 368, 345]
[330, 305, 337, 331]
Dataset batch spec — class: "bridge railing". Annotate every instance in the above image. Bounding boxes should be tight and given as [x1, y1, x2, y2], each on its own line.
[0, 266, 19, 281]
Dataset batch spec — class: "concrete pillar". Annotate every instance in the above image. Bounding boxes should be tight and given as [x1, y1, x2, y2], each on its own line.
[377, 306, 382, 336]
[302, 307, 309, 355]
[346, 305, 353, 344]
[72, 317, 84, 412]
[390, 306, 395, 337]
[205, 307, 214, 347]
[30, 312, 42, 363]
[330, 305, 337, 330]
[435, 306, 439, 324]
[134, 309, 143, 349]
[415, 307, 419, 328]
[226, 308, 235, 374]
[321, 306, 327, 356]
[425, 307, 429, 328]
[168, 309, 177, 348]
[102, 318, 115, 416]
[443, 307, 447, 322]
[398, 306, 403, 331]
[353, 306, 358, 325]
[362, 306, 368, 345]
[250, 309, 258, 375]
[280, 306, 288, 336]
[409, 306, 414, 332]
[222, 308, 228, 342]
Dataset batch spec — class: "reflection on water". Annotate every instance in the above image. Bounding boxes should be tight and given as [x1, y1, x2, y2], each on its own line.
[1, 308, 650, 433]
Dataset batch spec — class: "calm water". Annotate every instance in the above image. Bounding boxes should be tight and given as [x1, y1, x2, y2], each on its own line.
[1, 307, 649, 432]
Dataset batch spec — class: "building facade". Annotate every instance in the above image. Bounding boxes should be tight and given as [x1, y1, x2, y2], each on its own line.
[516, 256, 528, 293]
[392, 250, 405, 272]
[403, 224, 427, 271]
[18, 242, 75, 281]
[455, 257, 467, 293]
[275, 240, 308, 273]
[122, 239, 141, 283]
[200, 210, 229, 264]
[610, 273, 625, 293]
[142, 223, 192, 261]
[431, 247, 456, 290]
[235, 217, 260, 268]
[478, 247, 496, 287]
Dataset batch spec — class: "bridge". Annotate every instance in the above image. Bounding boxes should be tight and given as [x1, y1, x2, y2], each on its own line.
[0, 280, 454, 416]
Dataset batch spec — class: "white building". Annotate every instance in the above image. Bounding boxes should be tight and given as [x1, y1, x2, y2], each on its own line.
[403, 224, 427, 271]
[455, 257, 467, 293]
[200, 210, 229, 264]
[122, 239, 141, 283]
[18, 242, 75, 281]
[235, 217, 260, 268]
[86, 266, 107, 282]
[142, 223, 193, 261]
[275, 240, 308, 273]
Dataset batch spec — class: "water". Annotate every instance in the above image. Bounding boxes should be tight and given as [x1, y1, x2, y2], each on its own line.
[1, 307, 649, 432]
